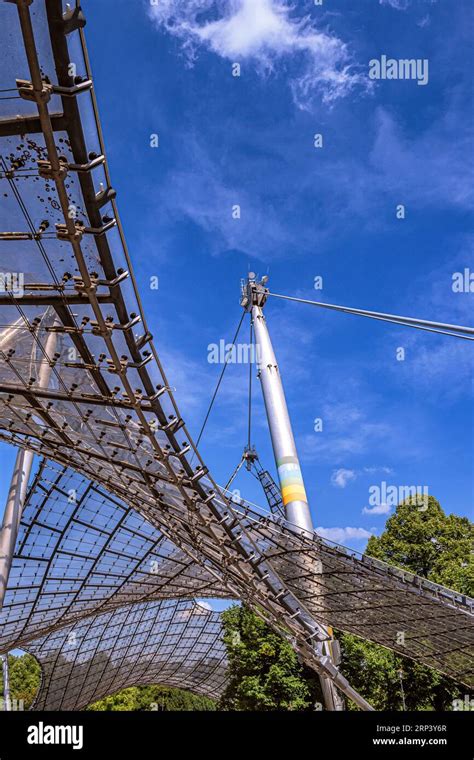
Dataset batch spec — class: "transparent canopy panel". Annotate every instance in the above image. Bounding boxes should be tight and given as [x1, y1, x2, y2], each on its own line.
[26, 598, 227, 711]
[0, 461, 231, 653]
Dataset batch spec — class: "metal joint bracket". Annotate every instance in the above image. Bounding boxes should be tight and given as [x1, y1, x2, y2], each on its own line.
[62, 5, 86, 35]
[173, 444, 191, 459]
[95, 270, 129, 288]
[55, 221, 84, 242]
[148, 386, 169, 402]
[95, 185, 116, 208]
[38, 156, 68, 180]
[69, 154, 105, 173]
[109, 353, 153, 371]
[52, 79, 92, 97]
[83, 218, 116, 236]
[240, 273, 269, 311]
[160, 417, 184, 433]
[91, 315, 140, 334]
[135, 331, 153, 350]
[16, 78, 52, 104]
[72, 274, 95, 293]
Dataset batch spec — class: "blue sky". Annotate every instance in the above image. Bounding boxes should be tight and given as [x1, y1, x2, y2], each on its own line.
[1, 0, 473, 552]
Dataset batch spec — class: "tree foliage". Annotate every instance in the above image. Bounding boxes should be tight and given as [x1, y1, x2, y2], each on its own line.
[0, 653, 41, 709]
[219, 495, 471, 711]
[365, 495, 473, 595]
[338, 494, 471, 710]
[2, 496, 470, 711]
[219, 604, 322, 710]
[87, 685, 216, 711]
[0, 652, 215, 711]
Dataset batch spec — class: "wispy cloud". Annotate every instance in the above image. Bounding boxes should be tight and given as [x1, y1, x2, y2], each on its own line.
[379, 0, 438, 10]
[316, 526, 374, 544]
[330, 465, 394, 489]
[377, 240, 474, 400]
[362, 503, 391, 515]
[148, 0, 367, 108]
[330, 468, 356, 488]
[379, 0, 411, 9]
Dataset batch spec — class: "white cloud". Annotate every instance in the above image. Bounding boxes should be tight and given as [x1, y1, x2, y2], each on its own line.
[362, 503, 391, 515]
[417, 14, 431, 28]
[148, 0, 367, 107]
[330, 466, 395, 490]
[316, 526, 374, 544]
[379, 0, 411, 9]
[330, 468, 356, 488]
[195, 599, 213, 610]
[379, 0, 437, 9]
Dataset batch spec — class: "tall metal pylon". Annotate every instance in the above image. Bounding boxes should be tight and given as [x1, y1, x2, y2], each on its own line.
[241, 273, 344, 710]
[0, 314, 59, 611]
[1, 654, 10, 712]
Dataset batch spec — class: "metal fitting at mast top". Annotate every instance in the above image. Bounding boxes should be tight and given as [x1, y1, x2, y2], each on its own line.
[240, 272, 269, 311]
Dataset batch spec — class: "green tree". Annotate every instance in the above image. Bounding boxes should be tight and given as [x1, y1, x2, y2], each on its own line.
[87, 685, 216, 711]
[219, 495, 471, 711]
[0, 652, 215, 711]
[219, 603, 322, 710]
[0, 653, 41, 709]
[338, 495, 472, 710]
[365, 495, 473, 595]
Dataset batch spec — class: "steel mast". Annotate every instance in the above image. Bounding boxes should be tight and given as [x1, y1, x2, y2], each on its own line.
[0, 316, 58, 611]
[241, 274, 313, 534]
[1, 654, 10, 711]
[241, 273, 343, 710]
[0, 317, 58, 709]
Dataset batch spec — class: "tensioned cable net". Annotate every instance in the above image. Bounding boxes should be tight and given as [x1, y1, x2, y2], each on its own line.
[27, 599, 227, 711]
[0, 460, 231, 654]
[0, 0, 473, 709]
[1, 456, 473, 703]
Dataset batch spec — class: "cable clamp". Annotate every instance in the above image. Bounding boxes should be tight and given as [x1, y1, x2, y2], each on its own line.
[16, 78, 52, 104]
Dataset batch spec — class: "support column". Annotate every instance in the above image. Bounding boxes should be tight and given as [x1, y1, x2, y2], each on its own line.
[0, 449, 35, 610]
[251, 301, 313, 534]
[241, 275, 344, 710]
[1, 654, 10, 712]
[0, 316, 58, 611]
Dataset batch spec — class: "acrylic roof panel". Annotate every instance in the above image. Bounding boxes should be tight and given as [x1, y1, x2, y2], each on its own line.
[0, 460, 230, 654]
[0, 0, 473, 705]
[27, 599, 227, 710]
[1, 459, 473, 691]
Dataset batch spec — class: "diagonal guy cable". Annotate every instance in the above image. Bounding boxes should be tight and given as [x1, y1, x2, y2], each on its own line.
[195, 311, 246, 450]
[268, 292, 474, 340]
